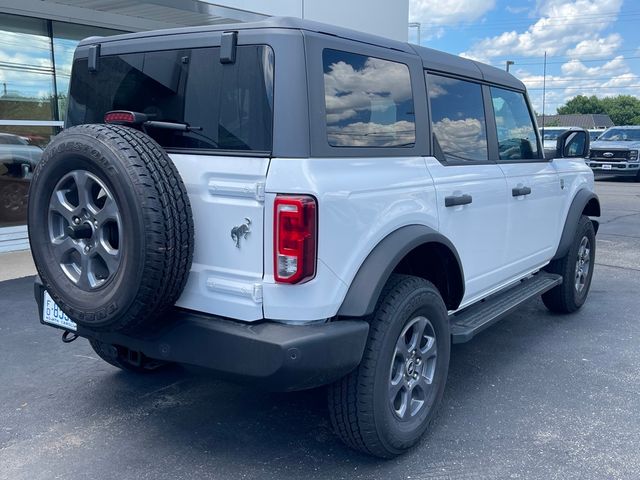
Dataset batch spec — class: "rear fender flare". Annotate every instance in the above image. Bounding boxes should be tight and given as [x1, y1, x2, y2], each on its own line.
[337, 225, 464, 317]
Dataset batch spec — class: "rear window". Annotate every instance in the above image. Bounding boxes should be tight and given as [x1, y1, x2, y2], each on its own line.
[322, 49, 416, 148]
[68, 45, 274, 153]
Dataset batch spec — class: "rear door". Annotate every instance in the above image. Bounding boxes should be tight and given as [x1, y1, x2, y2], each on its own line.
[67, 39, 276, 320]
[425, 73, 510, 305]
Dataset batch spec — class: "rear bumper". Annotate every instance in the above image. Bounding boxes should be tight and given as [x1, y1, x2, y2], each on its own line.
[34, 279, 369, 391]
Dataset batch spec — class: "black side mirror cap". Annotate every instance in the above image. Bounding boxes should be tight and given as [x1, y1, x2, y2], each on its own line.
[555, 128, 590, 159]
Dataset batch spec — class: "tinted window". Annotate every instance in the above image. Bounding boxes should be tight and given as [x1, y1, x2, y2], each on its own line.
[427, 74, 488, 163]
[68, 46, 274, 153]
[490, 87, 540, 161]
[322, 49, 415, 148]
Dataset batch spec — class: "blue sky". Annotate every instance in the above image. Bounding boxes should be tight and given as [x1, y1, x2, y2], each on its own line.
[409, 0, 640, 114]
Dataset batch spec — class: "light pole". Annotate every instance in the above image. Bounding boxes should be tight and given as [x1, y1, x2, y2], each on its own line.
[506, 60, 514, 72]
[409, 22, 421, 45]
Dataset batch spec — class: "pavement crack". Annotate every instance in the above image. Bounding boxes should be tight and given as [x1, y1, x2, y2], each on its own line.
[595, 262, 640, 272]
[600, 212, 640, 225]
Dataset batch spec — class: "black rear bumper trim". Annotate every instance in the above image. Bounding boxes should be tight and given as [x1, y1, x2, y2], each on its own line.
[34, 278, 368, 391]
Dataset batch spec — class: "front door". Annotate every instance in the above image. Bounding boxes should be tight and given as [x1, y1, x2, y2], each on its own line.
[488, 86, 563, 277]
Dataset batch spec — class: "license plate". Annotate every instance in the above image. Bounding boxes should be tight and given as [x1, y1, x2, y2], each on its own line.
[602, 164, 612, 170]
[42, 291, 77, 331]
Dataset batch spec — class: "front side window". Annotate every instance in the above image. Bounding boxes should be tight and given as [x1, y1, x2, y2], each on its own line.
[427, 74, 488, 163]
[68, 45, 274, 153]
[322, 49, 415, 148]
[490, 87, 540, 161]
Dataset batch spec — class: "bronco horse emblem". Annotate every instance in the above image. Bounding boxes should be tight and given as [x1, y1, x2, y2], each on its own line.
[231, 218, 252, 248]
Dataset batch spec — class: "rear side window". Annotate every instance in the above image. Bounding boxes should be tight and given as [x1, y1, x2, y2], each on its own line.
[427, 74, 488, 163]
[68, 45, 274, 153]
[322, 49, 415, 148]
[490, 87, 540, 161]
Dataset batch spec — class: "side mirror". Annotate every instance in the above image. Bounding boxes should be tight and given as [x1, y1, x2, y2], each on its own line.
[555, 128, 590, 159]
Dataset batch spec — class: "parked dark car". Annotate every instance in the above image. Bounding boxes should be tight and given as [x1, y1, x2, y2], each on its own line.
[0, 133, 43, 224]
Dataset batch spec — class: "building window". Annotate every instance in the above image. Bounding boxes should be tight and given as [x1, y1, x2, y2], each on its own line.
[0, 14, 56, 121]
[0, 13, 124, 230]
[322, 49, 416, 148]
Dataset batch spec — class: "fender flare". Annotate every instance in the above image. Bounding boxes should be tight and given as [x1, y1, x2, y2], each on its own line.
[552, 189, 600, 260]
[337, 225, 465, 317]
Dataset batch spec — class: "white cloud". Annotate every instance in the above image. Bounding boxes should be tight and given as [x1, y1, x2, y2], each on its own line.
[324, 56, 412, 123]
[565, 34, 623, 59]
[327, 121, 415, 147]
[516, 56, 638, 113]
[409, 0, 496, 26]
[461, 0, 623, 62]
[433, 117, 488, 161]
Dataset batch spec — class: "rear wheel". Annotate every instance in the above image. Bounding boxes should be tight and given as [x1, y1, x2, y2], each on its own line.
[328, 275, 450, 458]
[543, 215, 596, 313]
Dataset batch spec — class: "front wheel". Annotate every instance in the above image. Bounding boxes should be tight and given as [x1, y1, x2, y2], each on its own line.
[543, 215, 596, 313]
[328, 275, 450, 458]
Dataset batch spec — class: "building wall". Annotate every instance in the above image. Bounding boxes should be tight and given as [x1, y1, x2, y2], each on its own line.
[223, 0, 409, 41]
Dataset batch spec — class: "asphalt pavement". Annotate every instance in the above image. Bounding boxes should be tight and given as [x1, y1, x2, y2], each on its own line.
[1, 178, 639, 480]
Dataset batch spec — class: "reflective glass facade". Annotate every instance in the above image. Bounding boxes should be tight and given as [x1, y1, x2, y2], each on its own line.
[0, 13, 123, 232]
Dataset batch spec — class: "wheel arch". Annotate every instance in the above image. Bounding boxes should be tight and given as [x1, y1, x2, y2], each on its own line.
[553, 189, 600, 261]
[337, 225, 465, 317]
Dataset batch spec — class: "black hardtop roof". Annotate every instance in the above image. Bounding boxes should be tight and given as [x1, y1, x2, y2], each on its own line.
[78, 16, 524, 91]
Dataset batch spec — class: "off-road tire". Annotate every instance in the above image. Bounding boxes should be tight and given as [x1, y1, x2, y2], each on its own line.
[543, 215, 595, 313]
[28, 124, 194, 333]
[328, 274, 450, 458]
[89, 339, 167, 373]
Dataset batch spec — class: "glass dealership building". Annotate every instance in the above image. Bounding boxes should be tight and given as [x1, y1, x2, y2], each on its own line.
[0, 2, 268, 252]
[0, 0, 406, 253]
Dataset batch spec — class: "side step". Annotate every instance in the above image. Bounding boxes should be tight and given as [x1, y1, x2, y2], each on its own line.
[450, 272, 562, 344]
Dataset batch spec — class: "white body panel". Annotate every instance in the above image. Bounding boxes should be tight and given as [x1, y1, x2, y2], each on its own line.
[498, 161, 562, 278]
[424, 157, 510, 304]
[170, 152, 594, 324]
[170, 153, 268, 321]
[263, 156, 438, 322]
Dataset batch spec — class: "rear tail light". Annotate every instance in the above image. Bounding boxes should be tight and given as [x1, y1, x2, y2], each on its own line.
[274, 195, 317, 284]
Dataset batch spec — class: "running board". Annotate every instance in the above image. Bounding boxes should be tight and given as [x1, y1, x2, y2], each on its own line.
[450, 272, 562, 344]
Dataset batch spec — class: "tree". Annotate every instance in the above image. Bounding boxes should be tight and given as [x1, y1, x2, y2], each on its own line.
[557, 95, 605, 115]
[556, 94, 640, 125]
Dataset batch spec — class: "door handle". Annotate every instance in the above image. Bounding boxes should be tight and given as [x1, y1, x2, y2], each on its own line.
[512, 186, 532, 197]
[445, 194, 473, 207]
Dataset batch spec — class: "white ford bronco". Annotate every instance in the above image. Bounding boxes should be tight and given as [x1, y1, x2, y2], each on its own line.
[28, 18, 600, 458]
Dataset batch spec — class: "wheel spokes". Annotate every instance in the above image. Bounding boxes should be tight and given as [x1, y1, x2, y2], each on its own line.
[389, 315, 438, 421]
[48, 170, 122, 291]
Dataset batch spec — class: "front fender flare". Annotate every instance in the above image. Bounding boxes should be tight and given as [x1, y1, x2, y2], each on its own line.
[553, 189, 600, 260]
[337, 225, 464, 317]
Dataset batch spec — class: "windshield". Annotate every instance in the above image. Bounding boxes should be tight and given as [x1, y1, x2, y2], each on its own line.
[68, 45, 274, 153]
[589, 131, 603, 141]
[540, 129, 568, 141]
[597, 128, 640, 142]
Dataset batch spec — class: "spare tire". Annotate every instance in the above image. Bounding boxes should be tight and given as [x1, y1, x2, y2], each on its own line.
[28, 124, 194, 333]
